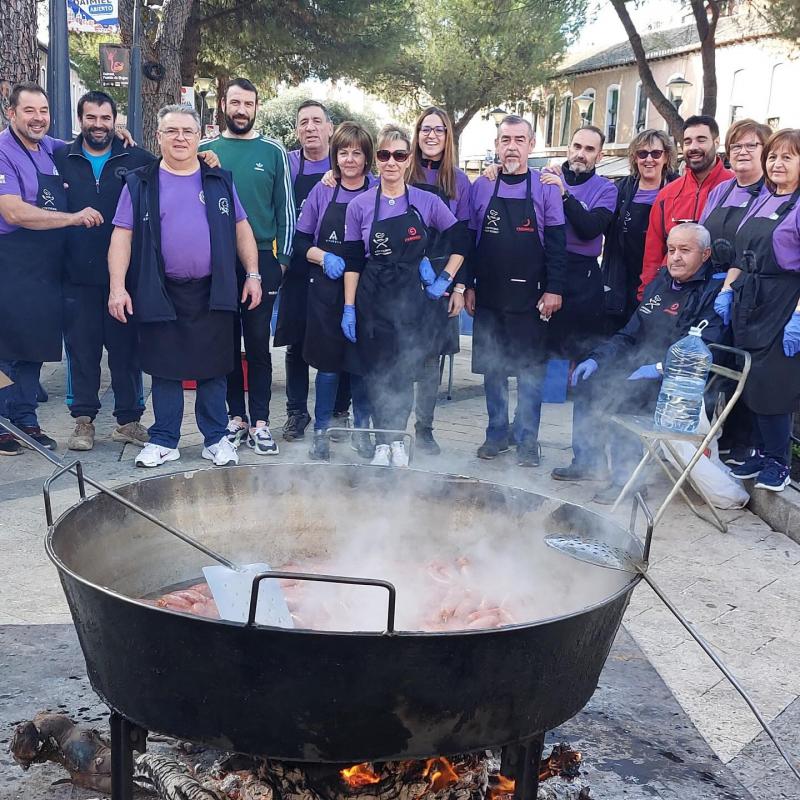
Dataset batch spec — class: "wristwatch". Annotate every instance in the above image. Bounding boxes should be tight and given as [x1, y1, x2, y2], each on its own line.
[245, 272, 262, 282]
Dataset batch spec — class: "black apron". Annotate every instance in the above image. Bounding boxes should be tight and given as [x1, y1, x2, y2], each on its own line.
[138, 276, 234, 381]
[345, 187, 430, 377]
[731, 189, 800, 414]
[302, 180, 369, 372]
[471, 172, 546, 375]
[413, 177, 460, 357]
[0, 131, 67, 363]
[702, 179, 762, 252]
[274, 152, 325, 347]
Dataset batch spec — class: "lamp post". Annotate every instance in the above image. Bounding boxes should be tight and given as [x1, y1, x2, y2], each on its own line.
[128, 0, 143, 143]
[489, 107, 508, 130]
[195, 76, 213, 132]
[667, 76, 692, 113]
[574, 92, 594, 128]
[47, 0, 72, 140]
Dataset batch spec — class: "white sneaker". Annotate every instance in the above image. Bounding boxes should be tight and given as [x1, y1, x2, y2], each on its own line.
[226, 418, 248, 447]
[371, 443, 391, 466]
[390, 440, 409, 468]
[202, 436, 239, 466]
[247, 424, 279, 455]
[135, 443, 180, 468]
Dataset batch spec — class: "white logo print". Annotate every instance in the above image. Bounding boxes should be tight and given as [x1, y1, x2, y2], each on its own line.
[218, 197, 230, 215]
[0, 174, 6, 184]
[373, 231, 392, 255]
[326, 230, 339, 244]
[41, 188, 56, 208]
[199, 190, 205, 205]
[484, 209, 501, 233]
[143, 211, 149, 222]
[254, 162, 265, 172]
[640, 293, 662, 315]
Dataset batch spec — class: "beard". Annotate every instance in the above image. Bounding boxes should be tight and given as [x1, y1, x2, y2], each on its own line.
[502, 155, 522, 173]
[82, 126, 114, 149]
[686, 149, 715, 173]
[568, 157, 591, 174]
[225, 112, 255, 135]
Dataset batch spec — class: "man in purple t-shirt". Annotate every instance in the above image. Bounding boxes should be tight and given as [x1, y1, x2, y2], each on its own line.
[108, 104, 262, 469]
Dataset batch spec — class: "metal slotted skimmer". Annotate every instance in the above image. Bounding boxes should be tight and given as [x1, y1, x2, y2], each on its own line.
[545, 494, 800, 784]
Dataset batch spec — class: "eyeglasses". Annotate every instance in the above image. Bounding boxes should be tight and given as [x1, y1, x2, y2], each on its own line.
[730, 142, 761, 153]
[376, 149, 411, 163]
[158, 128, 200, 139]
[420, 125, 446, 136]
[635, 149, 665, 160]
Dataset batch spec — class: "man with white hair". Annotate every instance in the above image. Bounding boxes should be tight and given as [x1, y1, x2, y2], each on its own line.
[108, 104, 262, 468]
[567, 222, 728, 502]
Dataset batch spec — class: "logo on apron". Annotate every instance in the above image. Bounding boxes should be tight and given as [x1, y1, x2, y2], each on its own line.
[639, 294, 662, 314]
[218, 197, 230, 216]
[484, 209, 501, 234]
[373, 231, 392, 255]
[326, 231, 339, 244]
[516, 217, 535, 233]
[404, 225, 421, 243]
[41, 188, 56, 208]
[663, 302, 680, 316]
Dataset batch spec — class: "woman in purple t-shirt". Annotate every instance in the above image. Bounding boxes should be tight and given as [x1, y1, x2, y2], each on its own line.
[341, 125, 466, 467]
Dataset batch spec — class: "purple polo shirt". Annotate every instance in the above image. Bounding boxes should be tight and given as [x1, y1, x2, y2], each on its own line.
[296, 176, 377, 244]
[564, 172, 617, 257]
[0, 130, 62, 235]
[344, 184, 458, 258]
[417, 165, 471, 221]
[700, 177, 762, 223]
[736, 187, 800, 272]
[469, 171, 564, 248]
[113, 167, 247, 279]
[288, 149, 330, 184]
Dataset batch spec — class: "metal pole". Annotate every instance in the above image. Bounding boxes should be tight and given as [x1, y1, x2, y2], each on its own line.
[128, 0, 143, 143]
[47, 0, 73, 140]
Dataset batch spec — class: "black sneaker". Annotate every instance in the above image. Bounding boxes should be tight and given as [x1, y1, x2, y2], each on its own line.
[722, 447, 754, 467]
[283, 412, 311, 441]
[19, 426, 57, 451]
[551, 460, 606, 482]
[477, 439, 510, 459]
[0, 433, 23, 456]
[517, 441, 541, 467]
[729, 454, 766, 480]
[328, 412, 350, 442]
[309, 431, 330, 461]
[415, 425, 441, 455]
[350, 431, 375, 460]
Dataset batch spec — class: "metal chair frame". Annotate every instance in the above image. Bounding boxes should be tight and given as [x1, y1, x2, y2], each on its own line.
[609, 343, 751, 533]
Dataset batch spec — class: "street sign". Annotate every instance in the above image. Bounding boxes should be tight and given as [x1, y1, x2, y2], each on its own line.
[68, 0, 120, 33]
[181, 86, 196, 108]
[100, 44, 130, 87]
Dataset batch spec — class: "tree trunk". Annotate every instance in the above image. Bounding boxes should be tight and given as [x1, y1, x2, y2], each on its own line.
[609, 0, 685, 140]
[0, 0, 39, 131]
[692, 0, 720, 117]
[180, 3, 202, 87]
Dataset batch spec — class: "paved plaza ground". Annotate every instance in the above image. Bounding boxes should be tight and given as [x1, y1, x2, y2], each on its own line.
[1, 338, 798, 798]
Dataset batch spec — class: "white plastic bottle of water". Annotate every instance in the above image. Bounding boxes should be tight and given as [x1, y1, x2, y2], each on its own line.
[653, 321, 712, 433]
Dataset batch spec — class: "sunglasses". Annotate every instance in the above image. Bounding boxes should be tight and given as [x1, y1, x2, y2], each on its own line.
[376, 149, 411, 163]
[636, 149, 664, 160]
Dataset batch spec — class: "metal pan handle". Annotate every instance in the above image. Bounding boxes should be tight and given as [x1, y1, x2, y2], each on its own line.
[246, 570, 397, 633]
[629, 491, 655, 563]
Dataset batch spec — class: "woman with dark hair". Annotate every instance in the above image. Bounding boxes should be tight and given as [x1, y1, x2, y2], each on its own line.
[407, 106, 470, 454]
[292, 122, 376, 461]
[601, 128, 677, 327]
[723, 129, 800, 491]
[341, 125, 467, 468]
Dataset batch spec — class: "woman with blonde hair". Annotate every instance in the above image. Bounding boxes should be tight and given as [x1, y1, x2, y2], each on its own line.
[601, 128, 677, 324]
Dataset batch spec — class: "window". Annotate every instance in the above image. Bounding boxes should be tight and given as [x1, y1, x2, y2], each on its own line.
[606, 85, 620, 144]
[767, 63, 789, 130]
[559, 95, 572, 146]
[730, 69, 746, 124]
[531, 106, 540, 140]
[633, 82, 648, 133]
[582, 88, 595, 125]
[545, 95, 556, 147]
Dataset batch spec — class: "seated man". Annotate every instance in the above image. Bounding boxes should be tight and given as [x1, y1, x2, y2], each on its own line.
[569, 222, 727, 503]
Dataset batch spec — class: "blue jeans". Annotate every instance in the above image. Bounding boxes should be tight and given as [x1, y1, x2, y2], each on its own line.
[149, 376, 228, 449]
[754, 412, 792, 465]
[314, 371, 339, 432]
[350, 374, 372, 429]
[0, 360, 42, 428]
[484, 372, 542, 446]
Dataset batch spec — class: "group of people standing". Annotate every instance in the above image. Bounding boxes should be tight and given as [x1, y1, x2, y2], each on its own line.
[0, 76, 798, 493]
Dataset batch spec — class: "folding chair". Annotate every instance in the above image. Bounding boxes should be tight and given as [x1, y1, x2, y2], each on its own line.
[609, 343, 751, 533]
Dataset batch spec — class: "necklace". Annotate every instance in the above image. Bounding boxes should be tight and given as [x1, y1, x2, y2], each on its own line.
[387, 197, 396, 206]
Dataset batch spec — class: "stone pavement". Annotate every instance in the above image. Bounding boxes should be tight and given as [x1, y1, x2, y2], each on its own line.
[1, 337, 799, 798]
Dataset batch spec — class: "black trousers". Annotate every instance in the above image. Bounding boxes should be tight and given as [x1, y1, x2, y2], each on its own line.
[63, 281, 143, 424]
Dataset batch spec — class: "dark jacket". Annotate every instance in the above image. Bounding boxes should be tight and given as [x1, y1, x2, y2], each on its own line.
[53, 136, 155, 286]
[591, 259, 727, 367]
[124, 159, 239, 323]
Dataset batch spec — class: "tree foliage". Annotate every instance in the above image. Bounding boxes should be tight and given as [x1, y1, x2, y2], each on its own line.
[256, 87, 381, 150]
[764, 0, 800, 43]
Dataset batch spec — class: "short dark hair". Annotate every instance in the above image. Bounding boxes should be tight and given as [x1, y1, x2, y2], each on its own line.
[683, 115, 720, 138]
[572, 124, 605, 148]
[77, 90, 117, 120]
[224, 78, 258, 103]
[297, 100, 331, 122]
[9, 81, 48, 109]
[331, 121, 374, 179]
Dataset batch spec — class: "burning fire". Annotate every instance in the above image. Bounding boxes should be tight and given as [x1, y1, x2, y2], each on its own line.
[422, 757, 459, 792]
[340, 763, 381, 787]
[539, 744, 582, 781]
[487, 774, 515, 800]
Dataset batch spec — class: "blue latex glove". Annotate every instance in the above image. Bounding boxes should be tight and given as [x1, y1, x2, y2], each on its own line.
[570, 358, 598, 386]
[341, 304, 356, 343]
[714, 289, 733, 326]
[425, 272, 452, 300]
[627, 364, 661, 381]
[783, 311, 800, 357]
[322, 252, 345, 280]
[418, 257, 436, 287]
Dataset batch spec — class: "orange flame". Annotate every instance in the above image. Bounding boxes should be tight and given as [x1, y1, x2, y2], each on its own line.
[487, 774, 515, 800]
[340, 763, 381, 787]
[422, 757, 459, 792]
